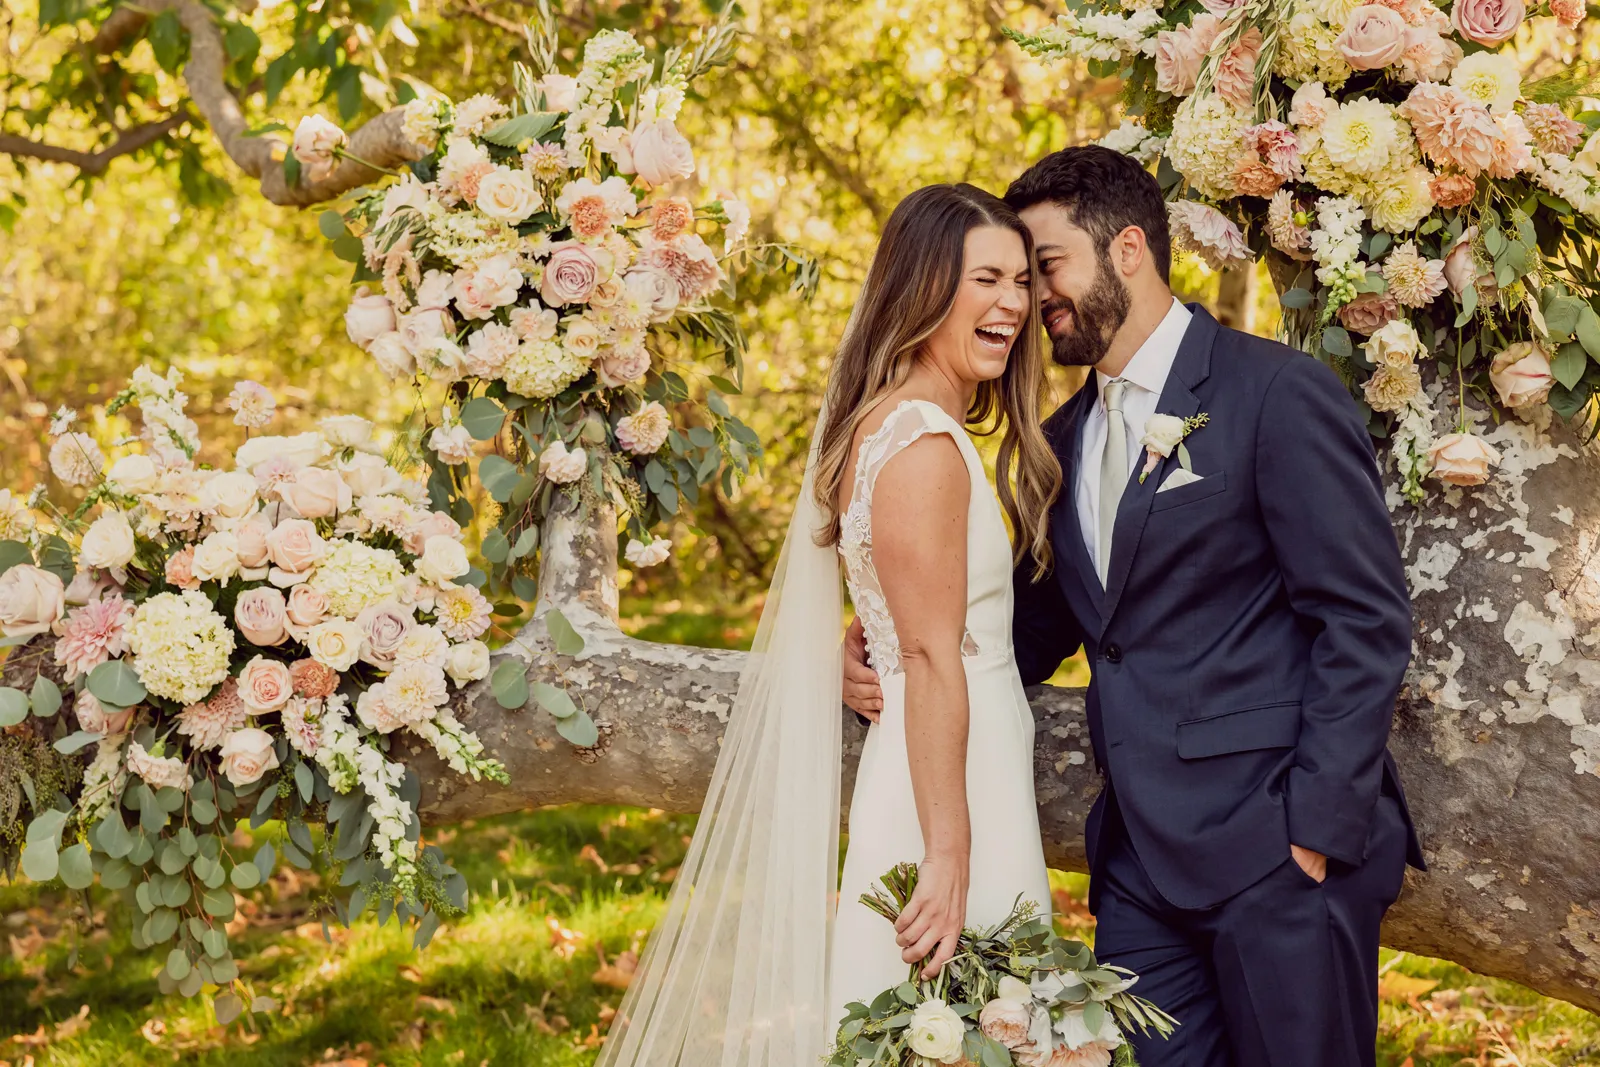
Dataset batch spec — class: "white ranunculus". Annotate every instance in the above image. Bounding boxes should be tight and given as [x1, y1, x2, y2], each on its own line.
[538, 73, 577, 112]
[997, 975, 1032, 1003]
[191, 531, 241, 584]
[321, 415, 379, 453]
[905, 999, 967, 1064]
[201, 470, 259, 519]
[476, 167, 543, 224]
[625, 119, 696, 186]
[345, 289, 397, 348]
[80, 510, 136, 572]
[1139, 414, 1188, 457]
[235, 433, 330, 472]
[445, 639, 491, 686]
[1364, 320, 1422, 368]
[417, 535, 470, 584]
[106, 453, 158, 494]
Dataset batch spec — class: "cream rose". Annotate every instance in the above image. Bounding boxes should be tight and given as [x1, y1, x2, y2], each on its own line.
[626, 120, 696, 186]
[1364, 320, 1421, 368]
[106, 453, 158, 494]
[906, 999, 966, 1064]
[284, 583, 330, 640]
[445, 639, 491, 686]
[539, 73, 577, 111]
[562, 317, 603, 360]
[202, 470, 259, 522]
[1429, 431, 1502, 485]
[279, 467, 352, 520]
[235, 587, 289, 647]
[399, 307, 454, 357]
[1490, 342, 1554, 409]
[75, 690, 134, 736]
[541, 242, 602, 307]
[356, 601, 415, 668]
[345, 289, 396, 348]
[235, 513, 273, 569]
[369, 332, 415, 380]
[292, 115, 345, 182]
[217, 727, 281, 788]
[476, 167, 543, 224]
[238, 655, 294, 712]
[1450, 0, 1524, 45]
[1140, 414, 1188, 457]
[191, 532, 241, 584]
[80, 510, 136, 572]
[266, 518, 328, 575]
[235, 433, 329, 472]
[978, 995, 1032, 1049]
[417, 535, 470, 585]
[402, 510, 463, 556]
[307, 619, 364, 671]
[339, 453, 401, 498]
[321, 414, 378, 453]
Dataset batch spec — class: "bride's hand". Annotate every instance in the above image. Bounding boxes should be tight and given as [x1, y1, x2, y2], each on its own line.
[894, 854, 968, 979]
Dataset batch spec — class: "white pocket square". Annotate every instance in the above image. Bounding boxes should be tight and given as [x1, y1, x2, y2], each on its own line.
[1157, 469, 1204, 493]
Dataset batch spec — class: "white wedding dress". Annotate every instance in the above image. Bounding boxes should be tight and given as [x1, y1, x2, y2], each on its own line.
[828, 399, 1051, 1025]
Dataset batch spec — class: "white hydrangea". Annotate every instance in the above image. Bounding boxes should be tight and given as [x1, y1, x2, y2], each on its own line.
[1275, 10, 1351, 89]
[1167, 94, 1251, 199]
[503, 339, 589, 399]
[308, 541, 407, 618]
[127, 590, 236, 705]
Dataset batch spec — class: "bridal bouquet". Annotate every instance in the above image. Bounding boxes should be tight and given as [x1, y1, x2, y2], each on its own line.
[828, 864, 1177, 1067]
[318, 7, 813, 586]
[1010, 0, 1600, 502]
[0, 367, 507, 1018]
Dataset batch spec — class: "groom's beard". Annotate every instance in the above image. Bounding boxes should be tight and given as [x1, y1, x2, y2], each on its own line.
[1043, 257, 1132, 368]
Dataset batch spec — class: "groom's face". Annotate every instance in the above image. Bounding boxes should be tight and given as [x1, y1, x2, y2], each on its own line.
[1017, 203, 1131, 369]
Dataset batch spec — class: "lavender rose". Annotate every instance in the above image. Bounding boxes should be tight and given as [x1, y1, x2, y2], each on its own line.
[541, 242, 602, 307]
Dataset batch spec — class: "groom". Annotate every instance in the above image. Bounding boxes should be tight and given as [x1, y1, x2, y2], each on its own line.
[844, 146, 1424, 1067]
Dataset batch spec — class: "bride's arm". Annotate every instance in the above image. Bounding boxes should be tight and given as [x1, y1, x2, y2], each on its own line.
[870, 430, 972, 979]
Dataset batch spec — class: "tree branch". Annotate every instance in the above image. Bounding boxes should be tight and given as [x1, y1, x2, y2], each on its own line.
[452, 0, 531, 38]
[0, 111, 190, 176]
[90, 6, 149, 55]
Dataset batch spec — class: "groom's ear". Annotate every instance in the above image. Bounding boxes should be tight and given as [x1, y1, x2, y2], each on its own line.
[1109, 225, 1151, 279]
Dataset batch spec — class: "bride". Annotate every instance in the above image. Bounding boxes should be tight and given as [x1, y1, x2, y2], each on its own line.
[597, 183, 1062, 1066]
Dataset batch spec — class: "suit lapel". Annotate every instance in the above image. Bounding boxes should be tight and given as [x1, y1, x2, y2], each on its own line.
[1050, 379, 1103, 620]
[1098, 305, 1219, 633]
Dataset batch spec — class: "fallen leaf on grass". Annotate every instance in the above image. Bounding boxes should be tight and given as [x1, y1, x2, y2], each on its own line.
[578, 845, 609, 873]
[417, 996, 457, 1016]
[575, 1023, 605, 1050]
[398, 965, 424, 983]
[546, 915, 584, 960]
[141, 1019, 167, 1045]
[1379, 972, 1440, 1003]
[592, 947, 638, 990]
[8, 1005, 90, 1048]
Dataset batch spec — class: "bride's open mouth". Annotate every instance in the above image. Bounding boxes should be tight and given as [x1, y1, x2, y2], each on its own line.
[975, 323, 1015, 350]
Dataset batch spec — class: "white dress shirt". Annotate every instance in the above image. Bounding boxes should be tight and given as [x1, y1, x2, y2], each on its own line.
[1076, 298, 1192, 571]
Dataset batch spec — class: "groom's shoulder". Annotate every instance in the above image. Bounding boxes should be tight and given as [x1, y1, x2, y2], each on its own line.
[1212, 323, 1348, 399]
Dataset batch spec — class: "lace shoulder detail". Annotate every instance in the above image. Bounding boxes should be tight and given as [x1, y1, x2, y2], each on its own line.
[838, 400, 979, 677]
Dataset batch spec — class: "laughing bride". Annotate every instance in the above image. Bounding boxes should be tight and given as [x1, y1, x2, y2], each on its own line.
[596, 182, 1062, 1066]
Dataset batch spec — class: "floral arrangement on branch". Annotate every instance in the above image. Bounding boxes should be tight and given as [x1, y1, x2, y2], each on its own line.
[827, 864, 1176, 1067]
[0, 368, 514, 1022]
[311, 7, 815, 589]
[1010, 0, 1600, 501]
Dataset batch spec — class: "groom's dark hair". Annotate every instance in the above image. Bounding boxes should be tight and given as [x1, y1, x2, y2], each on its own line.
[1004, 146, 1172, 283]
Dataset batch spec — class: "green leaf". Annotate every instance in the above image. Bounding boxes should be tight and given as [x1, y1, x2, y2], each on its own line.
[192, 798, 217, 825]
[149, 9, 185, 73]
[214, 993, 244, 1026]
[1279, 288, 1313, 310]
[1553, 342, 1587, 390]
[203, 928, 228, 957]
[318, 210, 348, 241]
[1485, 227, 1506, 257]
[166, 947, 191, 982]
[26, 808, 67, 845]
[254, 843, 276, 880]
[223, 21, 261, 65]
[479, 455, 521, 502]
[29, 676, 61, 718]
[146, 907, 178, 944]
[482, 528, 510, 564]
[1545, 296, 1584, 339]
[1321, 325, 1352, 359]
[88, 659, 146, 709]
[531, 681, 578, 719]
[332, 234, 364, 262]
[490, 659, 529, 709]
[294, 761, 314, 803]
[21, 842, 59, 882]
[202, 886, 235, 919]
[555, 709, 599, 748]
[483, 112, 561, 147]
[460, 397, 507, 440]
[509, 526, 539, 562]
[0, 687, 28, 727]
[0, 540, 33, 575]
[53, 730, 101, 755]
[1366, 232, 1391, 259]
[544, 607, 584, 656]
[1578, 306, 1600, 361]
[230, 862, 260, 890]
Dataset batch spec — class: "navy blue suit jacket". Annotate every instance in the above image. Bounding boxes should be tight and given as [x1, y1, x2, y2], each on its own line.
[1015, 305, 1424, 910]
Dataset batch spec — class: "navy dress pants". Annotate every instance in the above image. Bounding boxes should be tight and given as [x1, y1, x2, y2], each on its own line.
[1092, 794, 1409, 1067]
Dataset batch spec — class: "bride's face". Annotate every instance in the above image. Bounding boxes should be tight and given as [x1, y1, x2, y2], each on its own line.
[923, 225, 1031, 384]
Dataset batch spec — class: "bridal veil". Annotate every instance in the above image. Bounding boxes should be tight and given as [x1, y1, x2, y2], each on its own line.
[595, 410, 845, 1067]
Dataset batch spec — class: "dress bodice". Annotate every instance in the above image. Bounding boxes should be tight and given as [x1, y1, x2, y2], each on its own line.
[837, 400, 1015, 676]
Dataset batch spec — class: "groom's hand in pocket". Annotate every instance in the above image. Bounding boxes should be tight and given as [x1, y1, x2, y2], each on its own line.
[1291, 843, 1328, 884]
[843, 616, 883, 722]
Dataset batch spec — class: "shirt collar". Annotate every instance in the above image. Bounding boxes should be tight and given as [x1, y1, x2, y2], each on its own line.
[1095, 297, 1192, 406]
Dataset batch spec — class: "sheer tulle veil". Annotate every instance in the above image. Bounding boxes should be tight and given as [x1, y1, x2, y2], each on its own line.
[595, 406, 845, 1067]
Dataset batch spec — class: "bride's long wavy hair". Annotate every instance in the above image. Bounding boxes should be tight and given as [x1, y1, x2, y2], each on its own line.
[813, 183, 1061, 577]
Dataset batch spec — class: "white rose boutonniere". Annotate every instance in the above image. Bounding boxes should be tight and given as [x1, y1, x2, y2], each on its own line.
[1139, 412, 1211, 482]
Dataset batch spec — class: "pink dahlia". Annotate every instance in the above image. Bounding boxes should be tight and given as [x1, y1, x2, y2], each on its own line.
[53, 595, 133, 681]
[175, 676, 248, 750]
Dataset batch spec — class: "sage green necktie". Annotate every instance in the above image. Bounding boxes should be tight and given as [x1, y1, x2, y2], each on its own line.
[1097, 379, 1128, 586]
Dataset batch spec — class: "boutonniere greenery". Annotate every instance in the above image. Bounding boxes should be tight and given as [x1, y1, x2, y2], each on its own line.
[1139, 412, 1210, 483]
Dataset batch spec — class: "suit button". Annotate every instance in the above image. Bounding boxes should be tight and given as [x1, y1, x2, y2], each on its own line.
[1104, 644, 1123, 663]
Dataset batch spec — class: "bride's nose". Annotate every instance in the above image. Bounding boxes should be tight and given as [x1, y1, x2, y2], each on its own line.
[996, 281, 1026, 314]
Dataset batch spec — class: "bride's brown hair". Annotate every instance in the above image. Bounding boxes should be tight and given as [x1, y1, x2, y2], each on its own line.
[812, 183, 1061, 577]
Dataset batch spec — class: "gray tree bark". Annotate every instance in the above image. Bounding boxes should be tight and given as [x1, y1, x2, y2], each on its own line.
[402, 417, 1600, 1013]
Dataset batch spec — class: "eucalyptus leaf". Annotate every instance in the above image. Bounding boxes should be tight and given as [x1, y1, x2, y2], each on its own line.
[29, 676, 61, 718]
[87, 659, 146, 708]
[0, 687, 28, 727]
[294, 761, 314, 804]
[1321, 325, 1352, 359]
[544, 607, 584, 656]
[491, 659, 529, 709]
[531, 680, 578, 719]
[167, 947, 192, 982]
[479, 455, 521, 502]
[53, 730, 101, 755]
[214, 993, 244, 1025]
[58, 842, 93, 888]
[202, 886, 236, 919]
[230, 862, 260, 890]
[460, 397, 508, 440]
[555, 709, 599, 748]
